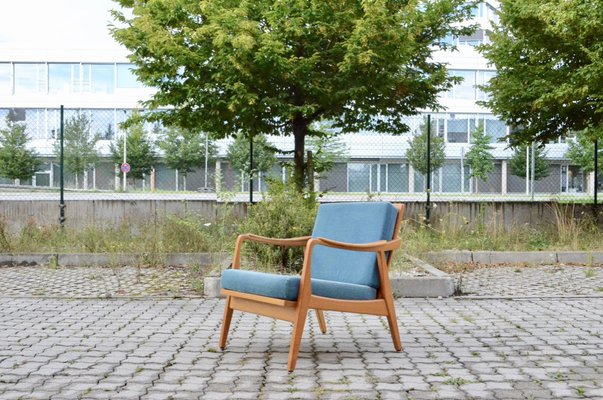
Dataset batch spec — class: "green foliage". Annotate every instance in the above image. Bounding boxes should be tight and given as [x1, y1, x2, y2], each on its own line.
[110, 119, 156, 181]
[0, 117, 40, 182]
[111, 0, 475, 190]
[227, 133, 277, 177]
[479, 0, 603, 146]
[53, 113, 100, 188]
[157, 126, 217, 189]
[237, 182, 318, 273]
[306, 127, 349, 178]
[465, 124, 494, 192]
[406, 122, 446, 177]
[509, 144, 550, 181]
[565, 131, 603, 174]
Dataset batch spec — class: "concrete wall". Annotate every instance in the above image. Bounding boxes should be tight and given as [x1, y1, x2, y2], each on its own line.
[0, 198, 596, 233]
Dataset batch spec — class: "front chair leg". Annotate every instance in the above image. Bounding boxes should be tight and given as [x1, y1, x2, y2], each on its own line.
[219, 296, 234, 349]
[287, 307, 309, 372]
[315, 309, 327, 334]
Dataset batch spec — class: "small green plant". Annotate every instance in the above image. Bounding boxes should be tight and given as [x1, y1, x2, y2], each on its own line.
[576, 387, 586, 397]
[444, 377, 472, 386]
[237, 181, 318, 273]
[585, 268, 597, 278]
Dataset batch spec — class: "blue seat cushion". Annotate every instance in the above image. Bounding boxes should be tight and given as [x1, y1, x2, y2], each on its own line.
[221, 269, 377, 301]
[311, 202, 398, 289]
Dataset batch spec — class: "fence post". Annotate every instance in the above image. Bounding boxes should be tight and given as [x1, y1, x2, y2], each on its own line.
[249, 134, 254, 204]
[594, 139, 599, 219]
[59, 105, 66, 228]
[425, 115, 431, 225]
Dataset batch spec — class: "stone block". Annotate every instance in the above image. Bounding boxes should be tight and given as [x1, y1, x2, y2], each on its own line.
[391, 276, 455, 298]
[203, 276, 224, 298]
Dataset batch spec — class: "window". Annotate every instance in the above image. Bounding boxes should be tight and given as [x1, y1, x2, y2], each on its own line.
[14, 63, 46, 94]
[0, 63, 11, 94]
[447, 115, 469, 143]
[24, 109, 46, 139]
[117, 64, 142, 88]
[484, 117, 507, 143]
[476, 70, 496, 100]
[449, 70, 476, 100]
[90, 109, 115, 139]
[458, 29, 485, 46]
[387, 164, 409, 192]
[48, 63, 74, 94]
[91, 64, 115, 94]
[348, 164, 371, 192]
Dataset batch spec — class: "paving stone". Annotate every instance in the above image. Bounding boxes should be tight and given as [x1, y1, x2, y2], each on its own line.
[0, 266, 603, 399]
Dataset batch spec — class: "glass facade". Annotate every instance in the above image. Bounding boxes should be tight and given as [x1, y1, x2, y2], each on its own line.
[117, 64, 142, 88]
[1, 62, 141, 95]
[14, 63, 46, 94]
[0, 63, 11, 94]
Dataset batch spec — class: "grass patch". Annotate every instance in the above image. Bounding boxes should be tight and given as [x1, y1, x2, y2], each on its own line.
[398, 202, 603, 257]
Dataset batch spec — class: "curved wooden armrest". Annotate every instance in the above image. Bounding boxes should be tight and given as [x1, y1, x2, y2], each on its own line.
[310, 237, 402, 252]
[241, 234, 312, 247]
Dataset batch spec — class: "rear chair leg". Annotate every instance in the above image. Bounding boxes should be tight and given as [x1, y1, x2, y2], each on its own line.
[315, 309, 327, 334]
[219, 296, 233, 349]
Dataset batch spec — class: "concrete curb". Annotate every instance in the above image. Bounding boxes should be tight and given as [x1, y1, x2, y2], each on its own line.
[0, 252, 221, 267]
[424, 251, 603, 266]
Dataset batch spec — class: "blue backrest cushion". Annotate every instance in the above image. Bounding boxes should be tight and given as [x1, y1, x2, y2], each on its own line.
[310, 202, 398, 289]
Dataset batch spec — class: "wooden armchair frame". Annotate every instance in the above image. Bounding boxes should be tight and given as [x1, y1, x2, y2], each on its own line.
[219, 204, 405, 372]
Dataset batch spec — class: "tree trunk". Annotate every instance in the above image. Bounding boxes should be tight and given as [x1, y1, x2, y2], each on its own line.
[292, 115, 307, 192]
[183, 175, 187, 191]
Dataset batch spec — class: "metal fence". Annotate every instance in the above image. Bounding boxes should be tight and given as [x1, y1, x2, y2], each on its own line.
[0, 106, 601, 216]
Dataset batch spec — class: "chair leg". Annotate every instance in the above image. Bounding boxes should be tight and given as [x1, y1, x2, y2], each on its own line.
[315, 309, 327, 334]
[287, 307, 308, 372]
[383, 296, 403, 351]
[219, 296, 234, 350]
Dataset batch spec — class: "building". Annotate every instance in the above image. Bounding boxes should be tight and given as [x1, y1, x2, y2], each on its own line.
[0, 1, 592, 199]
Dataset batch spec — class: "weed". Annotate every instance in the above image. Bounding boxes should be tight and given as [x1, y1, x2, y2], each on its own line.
[444, 377, 472, 386]
[576, 387, 586, 397]
[585, 268, 597, 278]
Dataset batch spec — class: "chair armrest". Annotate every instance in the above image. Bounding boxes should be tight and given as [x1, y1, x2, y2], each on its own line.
[310, 237, 402, 252]
[242, 234, 312, 247]
[230, 234, 311, 270]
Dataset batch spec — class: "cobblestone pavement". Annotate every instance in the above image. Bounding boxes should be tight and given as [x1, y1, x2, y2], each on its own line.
[456, 265, 603, 297]
[0, 266, 203, 298]
[0, 297, 602, 399]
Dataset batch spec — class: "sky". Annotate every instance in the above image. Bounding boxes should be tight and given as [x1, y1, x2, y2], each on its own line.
[0, 0, 123, 51]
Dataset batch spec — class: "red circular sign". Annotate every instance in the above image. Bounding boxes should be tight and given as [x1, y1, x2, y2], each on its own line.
[120, 163, 131, 173]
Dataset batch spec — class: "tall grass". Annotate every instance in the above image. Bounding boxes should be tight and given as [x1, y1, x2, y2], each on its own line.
[1, 201, 602, 264]
[399, 203, 603, 256]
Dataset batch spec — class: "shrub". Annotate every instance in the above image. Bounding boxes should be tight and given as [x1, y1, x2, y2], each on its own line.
[237, 181, 318, 273]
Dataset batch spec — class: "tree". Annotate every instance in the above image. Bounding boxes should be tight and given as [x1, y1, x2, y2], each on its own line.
[479, 0, 603, 146]
[53, 113, 100, 189]
[566, 131, 603, 174]
[112, 0, 475, 191]
[110, 121, 156, 183]
[0, 117, 40, 184]
[509, 144, 549, 181]
[306, 126, 349, 178]
[157, 127, 217, 190]
[227, 133, 277, 180]
[406, 123, 446, 188]
[465, 124, 494, 193]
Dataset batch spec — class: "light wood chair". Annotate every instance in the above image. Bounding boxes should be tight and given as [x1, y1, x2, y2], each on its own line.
[219, 202, 405, 372]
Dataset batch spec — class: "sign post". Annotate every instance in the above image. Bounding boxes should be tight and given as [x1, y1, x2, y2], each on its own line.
[121, 162, 131, 192]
